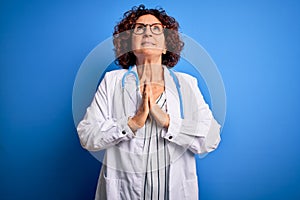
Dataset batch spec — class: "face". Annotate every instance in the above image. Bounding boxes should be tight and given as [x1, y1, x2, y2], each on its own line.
[131, 14, 166, 59]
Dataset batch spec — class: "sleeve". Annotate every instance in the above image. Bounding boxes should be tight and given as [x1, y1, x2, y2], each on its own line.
[76, 72, 135, 151]
[161, 77, 221, 154]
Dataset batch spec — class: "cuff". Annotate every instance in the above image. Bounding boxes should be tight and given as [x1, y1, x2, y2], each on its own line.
[116, 116, 135, 140]
[161, 115, 182, 141]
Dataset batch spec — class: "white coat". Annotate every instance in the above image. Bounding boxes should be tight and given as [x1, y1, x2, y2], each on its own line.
[77, 65, 221, 200]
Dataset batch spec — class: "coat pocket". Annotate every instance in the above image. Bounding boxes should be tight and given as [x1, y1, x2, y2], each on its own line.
[103, 176, 121, 200]
[183, 178, 199, 200]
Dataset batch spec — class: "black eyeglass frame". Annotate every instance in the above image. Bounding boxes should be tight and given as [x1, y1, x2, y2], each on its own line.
[132, 23, 165, 35]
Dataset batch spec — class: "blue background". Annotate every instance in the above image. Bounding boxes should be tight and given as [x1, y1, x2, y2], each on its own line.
[1, 0, 300, 199]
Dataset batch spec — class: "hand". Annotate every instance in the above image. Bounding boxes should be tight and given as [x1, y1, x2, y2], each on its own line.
[148, 83, 170, 128]
[128, 81, 170, 132]
[128, 82, 150, 132]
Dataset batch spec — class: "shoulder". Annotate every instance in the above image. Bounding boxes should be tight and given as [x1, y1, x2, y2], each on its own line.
[172, 70, 206, 99]
[173, 71, 198, 86]
[174, 71, 197, 80]
[104, 69, 127, 80]
[97, 69, 126, 92]
[101, 69, 128, 85]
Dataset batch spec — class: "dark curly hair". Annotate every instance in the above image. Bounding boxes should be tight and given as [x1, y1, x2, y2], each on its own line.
[113, 4, 184, 69]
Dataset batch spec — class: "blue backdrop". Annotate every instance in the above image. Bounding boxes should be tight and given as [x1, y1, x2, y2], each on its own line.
[1, 0, 300, 199]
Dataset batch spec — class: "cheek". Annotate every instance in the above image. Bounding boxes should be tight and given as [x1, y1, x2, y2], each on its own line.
[158, 37, 166, 48]
[131, 36, 141, 49]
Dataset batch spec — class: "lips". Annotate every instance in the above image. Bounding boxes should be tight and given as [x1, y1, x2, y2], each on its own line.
[141, 41, 156, 46]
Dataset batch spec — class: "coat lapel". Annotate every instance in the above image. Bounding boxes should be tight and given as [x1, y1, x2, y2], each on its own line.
[122, 66, 141, 115]
[163, 65, 181, 121]
[163, 66, 184, 162]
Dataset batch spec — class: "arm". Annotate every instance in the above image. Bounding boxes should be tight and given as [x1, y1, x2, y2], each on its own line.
[162, 77, 221, 154]
[165, 115, 221, 154]
[77, 73, 135, 151]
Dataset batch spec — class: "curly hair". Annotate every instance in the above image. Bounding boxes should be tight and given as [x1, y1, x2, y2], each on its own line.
[113, 4, 184, 69]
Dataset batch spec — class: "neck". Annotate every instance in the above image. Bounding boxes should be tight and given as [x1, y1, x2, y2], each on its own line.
[136, 57, 164, 83]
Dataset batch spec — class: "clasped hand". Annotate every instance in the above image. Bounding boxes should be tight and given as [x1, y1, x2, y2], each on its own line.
[128, 82, 170, 132]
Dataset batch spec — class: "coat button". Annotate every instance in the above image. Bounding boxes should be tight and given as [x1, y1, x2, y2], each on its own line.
[122, 130, 126, 135]
[168, 135, 173, 140]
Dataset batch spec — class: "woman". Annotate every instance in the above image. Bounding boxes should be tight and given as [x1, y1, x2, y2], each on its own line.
[77, 5, 221, 200]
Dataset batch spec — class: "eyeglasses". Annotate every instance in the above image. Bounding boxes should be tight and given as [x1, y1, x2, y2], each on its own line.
[132, 23, 164, 35]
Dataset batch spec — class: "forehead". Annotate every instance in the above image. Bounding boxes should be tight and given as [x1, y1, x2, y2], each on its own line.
[135, 14, 161, 24]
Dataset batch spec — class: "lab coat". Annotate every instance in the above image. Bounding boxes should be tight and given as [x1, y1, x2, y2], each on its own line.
[77, 65, 221, 200]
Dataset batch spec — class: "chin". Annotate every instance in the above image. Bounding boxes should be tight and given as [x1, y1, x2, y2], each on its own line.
[134, 47, 163, 56]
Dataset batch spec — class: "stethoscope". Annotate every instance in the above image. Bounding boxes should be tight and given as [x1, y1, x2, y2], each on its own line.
[121, 66, 184, 119]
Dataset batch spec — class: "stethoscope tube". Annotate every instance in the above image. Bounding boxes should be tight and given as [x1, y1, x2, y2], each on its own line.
[168, 69, 184, 119]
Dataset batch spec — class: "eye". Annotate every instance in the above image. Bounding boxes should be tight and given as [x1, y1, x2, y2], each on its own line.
[135, 24, 145, 32]
[152, 25, 161, 31]
[151, 24, 163, 34]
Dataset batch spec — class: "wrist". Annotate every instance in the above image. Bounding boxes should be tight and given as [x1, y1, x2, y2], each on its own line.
[163, 114, 170, 128]
[149, 100, 154, 110]
[127, 117, 140, 134]
[150, 105, 170, 128]
[149, 103, 158, 113]
[128, 117, 141, 133]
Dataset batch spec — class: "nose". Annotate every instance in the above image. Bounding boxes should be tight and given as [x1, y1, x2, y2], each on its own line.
[143, 25, 152, 37]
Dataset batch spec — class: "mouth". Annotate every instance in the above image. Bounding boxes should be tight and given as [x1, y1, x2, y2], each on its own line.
[141, 41, 156, 46]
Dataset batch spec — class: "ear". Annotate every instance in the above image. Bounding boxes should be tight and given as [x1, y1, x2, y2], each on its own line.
[162, 43, 167, 54]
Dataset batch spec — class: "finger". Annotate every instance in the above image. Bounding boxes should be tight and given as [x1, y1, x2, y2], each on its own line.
[144, 82, 150, 95]
[142, 90, 148, 101]
[142, 82, 148, 99]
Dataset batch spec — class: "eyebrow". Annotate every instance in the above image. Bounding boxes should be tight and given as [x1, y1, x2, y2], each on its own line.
[135, 23, 162, 25]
